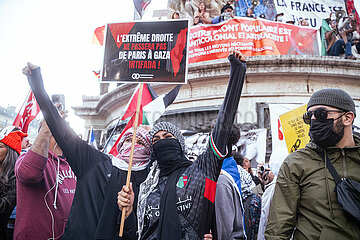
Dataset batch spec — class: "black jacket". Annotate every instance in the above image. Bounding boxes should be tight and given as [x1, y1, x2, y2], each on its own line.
[127, 54, 247, 240]
[28, 68, 147, 239]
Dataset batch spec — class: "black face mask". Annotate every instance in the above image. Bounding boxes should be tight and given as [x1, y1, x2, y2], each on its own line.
[309, 118, 344, 149]
[153, 138, 191, 176]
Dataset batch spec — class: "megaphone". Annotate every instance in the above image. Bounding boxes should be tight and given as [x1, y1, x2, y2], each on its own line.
[335, 10, 345, 20]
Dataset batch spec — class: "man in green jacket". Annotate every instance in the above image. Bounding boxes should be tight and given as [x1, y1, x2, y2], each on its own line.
[265, 88, 360, 240]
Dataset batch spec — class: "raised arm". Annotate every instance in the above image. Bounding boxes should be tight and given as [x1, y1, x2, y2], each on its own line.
[23, 64, 108, 177]
[15, 121, 52, 184]
[211, 50, 246, 156]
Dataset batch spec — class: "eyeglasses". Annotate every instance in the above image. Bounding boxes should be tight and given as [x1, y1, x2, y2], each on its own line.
[303, 108, 344, 124]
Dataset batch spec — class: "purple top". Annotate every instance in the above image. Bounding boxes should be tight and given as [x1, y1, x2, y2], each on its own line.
[14, 149, 76, 239]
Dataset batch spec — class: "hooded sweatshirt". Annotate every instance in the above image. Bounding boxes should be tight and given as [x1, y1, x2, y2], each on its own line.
[14, 150, 76, 239]
[265, 135, 360, 240]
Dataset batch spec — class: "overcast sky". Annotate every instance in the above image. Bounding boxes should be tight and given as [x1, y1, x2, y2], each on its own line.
[0, 0, 166, 134]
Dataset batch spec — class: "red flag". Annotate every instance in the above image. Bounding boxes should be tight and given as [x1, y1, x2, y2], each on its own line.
[109, 106, 143, 156]
[92, 25, 105, 46]
[13, 90, 40, 133]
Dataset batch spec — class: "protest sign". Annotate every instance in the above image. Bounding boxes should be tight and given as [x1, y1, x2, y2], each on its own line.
[184, 128, 267, 167]
[274, 0, 346, 28]
[101, 20, 189, 84]
[269, 103, 302, 152]
[189, 17, 319, 63]
[279, 104, 310, 153]
[237, 128, 267, 167]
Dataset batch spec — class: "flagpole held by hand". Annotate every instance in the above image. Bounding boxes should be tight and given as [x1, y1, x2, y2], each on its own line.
[119, 83, 144, 237]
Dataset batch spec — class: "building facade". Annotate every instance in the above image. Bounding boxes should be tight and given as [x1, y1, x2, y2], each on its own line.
[73, 55, 360, 155]
[0, 106, 40, 142]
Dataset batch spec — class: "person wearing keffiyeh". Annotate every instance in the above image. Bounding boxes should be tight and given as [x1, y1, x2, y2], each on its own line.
[118, 49, 247, 240]
[23, 62, 153, 239]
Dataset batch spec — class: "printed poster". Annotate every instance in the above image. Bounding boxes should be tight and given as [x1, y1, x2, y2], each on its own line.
[189, 17, 320, 63]
[279, 104, 310, 153]
[101, 20, 189, 84]
[274, 0, 346, 28]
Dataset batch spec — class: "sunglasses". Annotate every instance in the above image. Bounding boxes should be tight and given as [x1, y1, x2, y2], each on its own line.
[303, 108, 344, 124]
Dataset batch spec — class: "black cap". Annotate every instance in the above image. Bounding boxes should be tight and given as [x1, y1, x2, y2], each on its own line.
[307, 88, 356, 116]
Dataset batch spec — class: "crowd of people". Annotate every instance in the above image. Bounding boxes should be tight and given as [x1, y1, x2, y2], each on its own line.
[325, 10, 359, 60]
[0, 3, 359, 239]
[0, 46, 359, 240]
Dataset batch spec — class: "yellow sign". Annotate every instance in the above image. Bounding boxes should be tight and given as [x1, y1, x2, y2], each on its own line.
[279, 104, 310, 153]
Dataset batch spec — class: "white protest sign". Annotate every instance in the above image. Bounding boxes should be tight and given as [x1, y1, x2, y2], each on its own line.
[274, 0, 346, 28]
[237, 128, 267, 168]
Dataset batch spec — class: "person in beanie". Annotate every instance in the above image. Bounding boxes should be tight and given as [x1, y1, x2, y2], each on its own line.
[265, 88, 360, 239]
[23, 63, 152, 239]
[0, 126, 26, 240]
[118, 49, 247, 240]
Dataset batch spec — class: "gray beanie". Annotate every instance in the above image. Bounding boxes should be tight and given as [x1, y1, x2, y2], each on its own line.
[307, 88, 356, 116]
[150, 122, 186, 153]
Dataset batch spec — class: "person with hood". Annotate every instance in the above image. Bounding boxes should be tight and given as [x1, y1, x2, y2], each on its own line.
[118, 49, 247, 240]
[0, 126, 26, 240]
[265, 88, 360, 239]
[14, 118, 77, 240]
[22, 63, 152, 239]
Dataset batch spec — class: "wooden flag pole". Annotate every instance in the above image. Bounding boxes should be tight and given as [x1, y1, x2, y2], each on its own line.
[119, 83, 144, 237]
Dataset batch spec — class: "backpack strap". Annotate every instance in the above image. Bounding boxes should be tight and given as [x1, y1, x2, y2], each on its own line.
[317, 151, 342, 185]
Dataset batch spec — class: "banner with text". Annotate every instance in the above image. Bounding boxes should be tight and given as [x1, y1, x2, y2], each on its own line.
[101, 20, 189, 84]
[279, 104, 310, 153]
[274, 0, 346, 28]
[189, 17, 319, 63]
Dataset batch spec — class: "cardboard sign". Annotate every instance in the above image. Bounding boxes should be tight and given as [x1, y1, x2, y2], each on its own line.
[279, 104, 310, 153]
[189, 17, 320, 63]
[101, 20, 189, 84]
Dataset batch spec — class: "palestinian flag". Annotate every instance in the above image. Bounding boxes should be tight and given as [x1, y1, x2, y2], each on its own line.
[108, 84, 181, 156]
